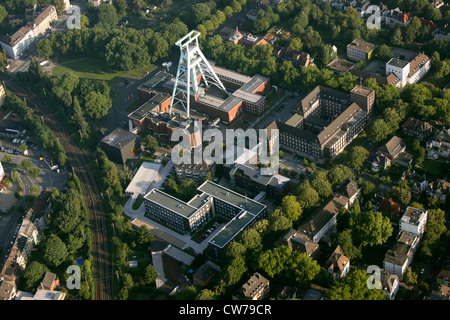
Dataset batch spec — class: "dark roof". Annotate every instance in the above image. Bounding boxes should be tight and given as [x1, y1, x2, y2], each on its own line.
[101, 128, 137, 149]
[193, 263, 217, 282]
[378, 136, 405, 159]
[239, 273, 269, 298]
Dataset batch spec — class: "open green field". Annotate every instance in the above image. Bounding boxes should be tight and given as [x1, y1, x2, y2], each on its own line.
[52, 58, 156, 84]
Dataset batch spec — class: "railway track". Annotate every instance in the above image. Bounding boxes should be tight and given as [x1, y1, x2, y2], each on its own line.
[1, 76, 113, 300]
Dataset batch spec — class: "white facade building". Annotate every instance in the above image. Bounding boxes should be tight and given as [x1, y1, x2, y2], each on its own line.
[384, 231, 420, 280]
[400, 206, 427, 238]
[386, 58, 410, 88]
[0, 5, 57, 59]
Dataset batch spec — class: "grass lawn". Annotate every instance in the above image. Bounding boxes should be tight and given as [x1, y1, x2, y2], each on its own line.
[418, 158, 449, 177]
[132, 197, 144, 210]
[52, 58, 156, 84]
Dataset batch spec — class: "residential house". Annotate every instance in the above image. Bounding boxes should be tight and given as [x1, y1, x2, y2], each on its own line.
[379, 197, 401, 218]
[377, 136, 412, 167]
[426, 127, 450, 159]
[326, 245, 350, 282]
[193, 263, 218, 287]
[410, 178, 429, 198]
[427, 285, 450, 300]
[273, 46, 314, 68]
[402, 117, 433, 141]
[0, 272, 16, 300]
[232, 272, 270, 300]
[382, 8, 412, 28]
[437, 265, 450, 287]
[336, 179, 361, 208]
[219, 27, 268, 47]
[425, 179, 449, 204]
[380, 270, 399, 300]
[263, 26, 291, 44]
[274, 229, 319, 258]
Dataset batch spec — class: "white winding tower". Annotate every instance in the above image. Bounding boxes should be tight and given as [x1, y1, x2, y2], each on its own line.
[169, 30, 228, 118]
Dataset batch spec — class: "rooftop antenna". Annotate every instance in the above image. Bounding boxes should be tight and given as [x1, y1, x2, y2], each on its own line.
[169, 30, 228, 118]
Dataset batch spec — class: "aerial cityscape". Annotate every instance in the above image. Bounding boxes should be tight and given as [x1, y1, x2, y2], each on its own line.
[0, 0, 449, 306]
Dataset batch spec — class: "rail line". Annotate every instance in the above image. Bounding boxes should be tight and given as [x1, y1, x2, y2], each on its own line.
[1, 76, 113, 300]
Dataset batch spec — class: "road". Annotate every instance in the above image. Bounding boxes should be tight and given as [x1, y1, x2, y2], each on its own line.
[0, 75, 113, 300]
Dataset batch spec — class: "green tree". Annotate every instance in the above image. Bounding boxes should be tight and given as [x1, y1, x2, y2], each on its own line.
[327, 165, 352, 186]
[29, 167, 40, 178]
[268, 209, 292, 232]
[137, 225, 153, 247]
[196, 289, 216, 300]
[333, 229, 362, 260]
[0, 5, 7, 24]
[281, 195, 303, 221]
[327, 270, 386, 300]
[142, 264, 158, 285]
[403, 267, 418, 286]
[43, 234, 69, 267]
[23, 261, 48, 291]
[351, 211, 393, 247]
[21, 159, 32, 171]
[144, 134, 158, 155]
[83, 91, 112, 119]
[392, 181, 411, 205]
[309, 170, 333, 198]
[3, 154, 12, 163]
[347, 146, 368, 170]
[98, 3, 119, 29]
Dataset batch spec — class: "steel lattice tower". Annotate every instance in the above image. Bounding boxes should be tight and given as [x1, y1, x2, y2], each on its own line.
[169, 30, 228, 118]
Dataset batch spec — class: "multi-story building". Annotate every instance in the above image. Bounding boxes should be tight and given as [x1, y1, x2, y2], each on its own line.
[386, 58, 410, 88]
[347, 39, 376, 62]
[143, 181, 267, 260]
[100, 128, 139, 165]
[0, 5, 58, 59]
[175, 160, 215, 184]
[382, 8, 412, 28]
[386, 53, 431, 88]
[229, 163, 291, 201]
[383, 231, 420, 280]
[266, 85, 374, 163]
[297, 195, 348, 243]
[400, 206, 427, 238]
[232, 273, 270, 300]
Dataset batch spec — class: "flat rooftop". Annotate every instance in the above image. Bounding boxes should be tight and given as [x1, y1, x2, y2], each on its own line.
[347, 39, 376, 53]
[211, 65, 252, 85]
[387, 58, 410, 69]
[144, 189, 198, 218]
[198, 180, 266, 216]
[138, 71, 173, 91]
[101, 128, 136, 149]
[208, 211, 257, 248]
[327, 58, 356, 72]
[125, 161, 162, 196]
[351, 85, 374, 97]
